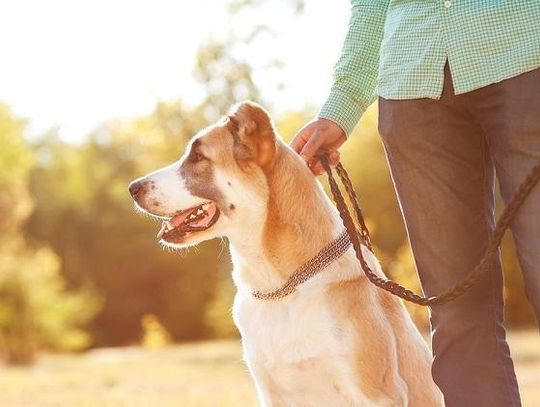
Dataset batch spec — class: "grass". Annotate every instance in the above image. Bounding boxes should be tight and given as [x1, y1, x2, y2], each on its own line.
[0, 330, 538, 406]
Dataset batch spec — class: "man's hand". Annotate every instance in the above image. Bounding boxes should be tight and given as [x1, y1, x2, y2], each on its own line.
[290, 118, 346, 175]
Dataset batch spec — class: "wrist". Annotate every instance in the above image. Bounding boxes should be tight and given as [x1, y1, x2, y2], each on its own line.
[318, 88, 366, 136]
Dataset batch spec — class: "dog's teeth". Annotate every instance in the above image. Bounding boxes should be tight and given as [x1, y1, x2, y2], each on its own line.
[157, 223, 167, 239]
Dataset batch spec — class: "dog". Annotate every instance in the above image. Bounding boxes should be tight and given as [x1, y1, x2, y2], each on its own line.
[129, 101, 444, 406]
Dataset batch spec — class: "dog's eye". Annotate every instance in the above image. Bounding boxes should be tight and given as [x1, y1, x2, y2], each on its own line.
[193, 151, 205, 162]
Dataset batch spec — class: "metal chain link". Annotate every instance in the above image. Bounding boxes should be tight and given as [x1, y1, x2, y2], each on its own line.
[252, 229, 352, 300]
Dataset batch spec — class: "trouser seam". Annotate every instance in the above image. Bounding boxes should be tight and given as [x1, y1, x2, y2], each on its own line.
[480, 135, 520, 407]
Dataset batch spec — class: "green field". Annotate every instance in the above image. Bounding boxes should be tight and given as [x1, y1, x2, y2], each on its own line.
[1, 331, 538, 406]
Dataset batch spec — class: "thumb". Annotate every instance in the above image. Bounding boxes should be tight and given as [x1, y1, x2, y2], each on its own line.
[290, 127, 312, 154]
[299, 131, 325, 162]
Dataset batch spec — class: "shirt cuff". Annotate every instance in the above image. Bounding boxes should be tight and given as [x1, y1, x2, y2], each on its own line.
[317, 88, 368, 137]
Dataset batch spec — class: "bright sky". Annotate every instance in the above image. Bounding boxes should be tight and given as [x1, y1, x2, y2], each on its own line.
[0, 0, 349, 142]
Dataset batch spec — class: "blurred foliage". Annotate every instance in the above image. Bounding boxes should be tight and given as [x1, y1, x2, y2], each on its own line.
[204, 276, 238, 339]
[141, 313, 171, 349]
[0, 246, 100, 364]
[0, 0, 535, 363]
[0, 105, 33, 233]
[195, 40, 260, 121]
[26, 102, 227, 346]
[0, 105, 100, 365]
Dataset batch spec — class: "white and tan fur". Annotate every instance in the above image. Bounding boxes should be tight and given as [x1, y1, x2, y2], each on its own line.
[129, 101, 444, 406]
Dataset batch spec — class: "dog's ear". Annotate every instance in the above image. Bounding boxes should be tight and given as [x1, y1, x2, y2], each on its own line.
[227, 101, 276, 171]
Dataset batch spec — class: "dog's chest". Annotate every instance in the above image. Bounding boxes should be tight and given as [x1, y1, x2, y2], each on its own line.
[233, 292, 367, 403]
[235, 292, 344, 359]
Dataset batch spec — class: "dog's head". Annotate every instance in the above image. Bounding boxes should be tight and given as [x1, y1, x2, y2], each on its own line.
[128, 101, 278, 248]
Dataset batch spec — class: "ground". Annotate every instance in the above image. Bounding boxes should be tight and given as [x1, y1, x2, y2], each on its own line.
[1, 331, 538, 406]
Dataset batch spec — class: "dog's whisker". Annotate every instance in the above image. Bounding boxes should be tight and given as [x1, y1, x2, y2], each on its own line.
[133, 203, 165, 224]
[217, 237, 228, 259]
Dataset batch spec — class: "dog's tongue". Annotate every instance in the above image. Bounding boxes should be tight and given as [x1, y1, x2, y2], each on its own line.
[156, 208, 197, 239]
[170, 210, 194, 228]
[156, 203, 218, 239]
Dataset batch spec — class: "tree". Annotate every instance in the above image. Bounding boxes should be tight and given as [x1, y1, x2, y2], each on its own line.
[0, 104, 100, 365]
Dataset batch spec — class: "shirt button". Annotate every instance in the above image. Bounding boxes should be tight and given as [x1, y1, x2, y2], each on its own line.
[444, 0, 452, 8]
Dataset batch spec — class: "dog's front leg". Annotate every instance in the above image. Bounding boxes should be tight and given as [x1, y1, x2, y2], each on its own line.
[246, 361, 288, 407]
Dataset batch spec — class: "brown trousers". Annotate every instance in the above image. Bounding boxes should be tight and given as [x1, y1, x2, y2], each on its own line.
[378, 65, 540, 407]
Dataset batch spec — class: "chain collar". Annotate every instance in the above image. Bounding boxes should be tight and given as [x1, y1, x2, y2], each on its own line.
[251, 229, 352, 300]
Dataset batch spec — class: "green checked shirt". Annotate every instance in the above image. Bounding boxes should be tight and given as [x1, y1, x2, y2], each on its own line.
[319, 0, 540, 136]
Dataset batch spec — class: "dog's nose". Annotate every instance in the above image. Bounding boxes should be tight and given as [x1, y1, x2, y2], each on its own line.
[128, 180, 143, 198]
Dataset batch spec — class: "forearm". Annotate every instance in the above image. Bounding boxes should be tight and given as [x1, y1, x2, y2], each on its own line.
[318, 0, 390, 136]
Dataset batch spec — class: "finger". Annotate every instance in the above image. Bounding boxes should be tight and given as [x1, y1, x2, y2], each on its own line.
[290, 127, 311, 154]
[310, 160, 325, 176]
[299, 131, 325, 162]
[329, 150, 340, 167]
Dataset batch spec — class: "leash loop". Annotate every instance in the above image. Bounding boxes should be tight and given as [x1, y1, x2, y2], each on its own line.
[321, 155, 540, 306]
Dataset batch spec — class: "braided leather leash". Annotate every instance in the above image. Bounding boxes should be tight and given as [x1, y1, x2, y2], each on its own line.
[321, 156, 540, 306]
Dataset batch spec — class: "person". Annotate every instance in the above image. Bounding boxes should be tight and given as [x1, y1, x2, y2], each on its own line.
[290, 2, 540, 406]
